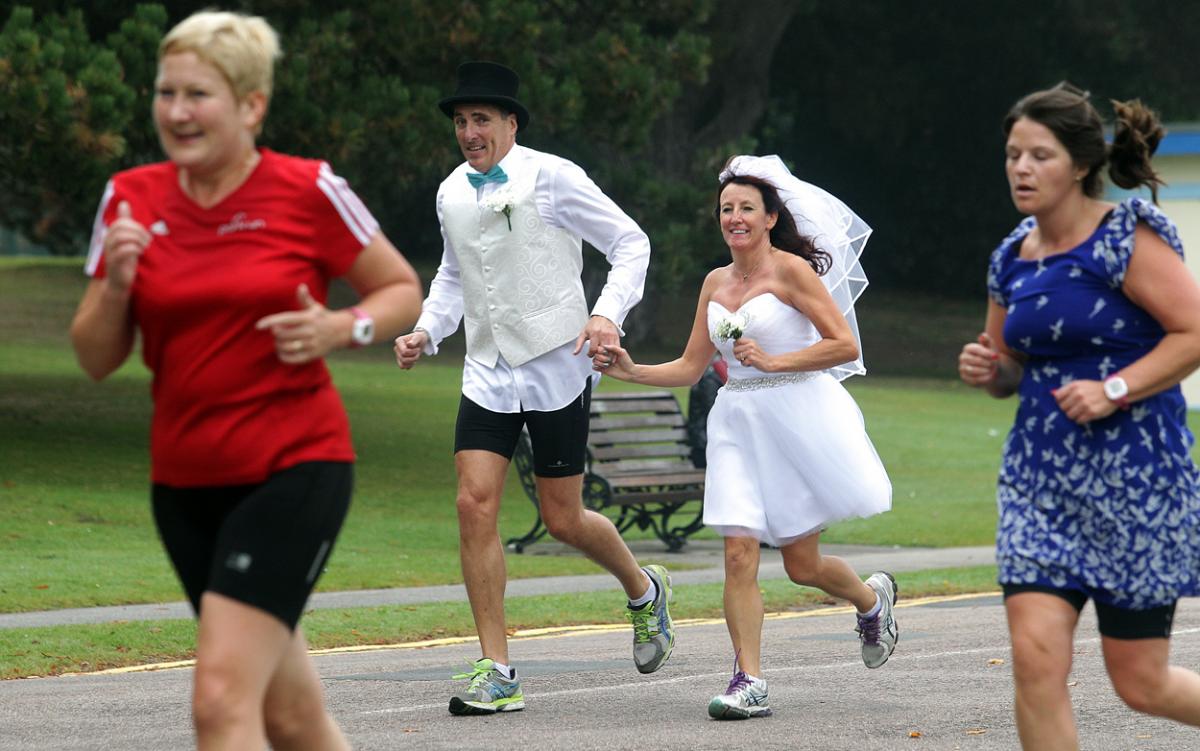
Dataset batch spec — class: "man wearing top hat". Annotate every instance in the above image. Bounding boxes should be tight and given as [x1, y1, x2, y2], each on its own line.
[394, 61, 673, 715]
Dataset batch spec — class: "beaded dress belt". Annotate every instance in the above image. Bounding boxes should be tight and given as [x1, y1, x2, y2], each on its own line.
[723, 371, 820, 392]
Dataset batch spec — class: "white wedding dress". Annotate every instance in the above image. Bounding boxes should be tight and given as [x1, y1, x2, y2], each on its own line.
[703, 293, 892, 545]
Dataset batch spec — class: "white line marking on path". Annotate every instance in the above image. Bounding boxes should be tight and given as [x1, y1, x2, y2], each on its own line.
[84, 593, 999, 676]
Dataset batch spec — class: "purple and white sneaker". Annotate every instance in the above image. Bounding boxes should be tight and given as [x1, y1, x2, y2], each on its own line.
[708, 661, 771, 720]
[856, 571, 899, 668]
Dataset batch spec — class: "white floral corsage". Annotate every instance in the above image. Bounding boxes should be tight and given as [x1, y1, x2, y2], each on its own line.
[714, 312, 749, 341]
[481, 185, 515, 231]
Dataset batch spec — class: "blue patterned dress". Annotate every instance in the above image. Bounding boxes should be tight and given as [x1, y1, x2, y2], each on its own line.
[987, 198, 1200, 610]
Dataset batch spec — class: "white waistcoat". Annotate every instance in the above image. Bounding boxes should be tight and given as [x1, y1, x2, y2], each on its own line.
[441, 159, 588, 368]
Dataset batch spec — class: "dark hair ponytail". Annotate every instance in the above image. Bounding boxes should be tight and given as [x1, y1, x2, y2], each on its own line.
[1109, 98, 1165, 203]
[716, 175, 832, 275]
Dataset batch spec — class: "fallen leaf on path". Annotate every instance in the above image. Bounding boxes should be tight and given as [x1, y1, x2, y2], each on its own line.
[909, 730, 922, 738]
[987, 658, 1004, 665]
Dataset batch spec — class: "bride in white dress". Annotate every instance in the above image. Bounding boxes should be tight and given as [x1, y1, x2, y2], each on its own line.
[593, 155, 894, 720]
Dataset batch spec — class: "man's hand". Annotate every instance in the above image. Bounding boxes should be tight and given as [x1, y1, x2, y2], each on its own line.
[394, 329, 429, 370]
[573, 315, 620, 358]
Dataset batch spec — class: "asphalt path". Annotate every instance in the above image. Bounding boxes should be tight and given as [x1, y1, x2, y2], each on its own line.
[4, 594, 1200, 750]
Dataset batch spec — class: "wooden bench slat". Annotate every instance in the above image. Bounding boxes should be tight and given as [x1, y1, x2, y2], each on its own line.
[596, 459, 697, 473]
[590, 414, 685, 431]
[607, 471, 707, 488]
[592, 390, 675, 402]
[591, 443, 692, 461]
[603, 489, 703, 506]
[608, 471, 705, 483]
[591, 399, 683, 414]
[589, 428, 688, 446]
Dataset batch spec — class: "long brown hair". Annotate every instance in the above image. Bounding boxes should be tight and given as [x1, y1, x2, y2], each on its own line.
[716, 174, 831, 275]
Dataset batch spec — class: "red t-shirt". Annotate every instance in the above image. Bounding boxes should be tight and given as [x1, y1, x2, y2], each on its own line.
[85, 149, 379, 487]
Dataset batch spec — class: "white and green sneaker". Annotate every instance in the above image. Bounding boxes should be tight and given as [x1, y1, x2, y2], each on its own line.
[448, 658, 525, 715]
[628, 564, 675, 674]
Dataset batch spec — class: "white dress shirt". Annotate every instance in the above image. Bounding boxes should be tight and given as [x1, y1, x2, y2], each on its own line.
[416, 144, 651, 413]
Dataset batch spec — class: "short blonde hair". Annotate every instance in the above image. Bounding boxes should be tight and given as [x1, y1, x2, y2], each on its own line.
[159, 10, 281, 100]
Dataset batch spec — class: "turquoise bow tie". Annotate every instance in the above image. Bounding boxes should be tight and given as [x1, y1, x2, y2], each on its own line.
[467, 164, 508, 188]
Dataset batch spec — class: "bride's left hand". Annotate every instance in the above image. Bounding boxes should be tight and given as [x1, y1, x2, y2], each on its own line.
[731, 338, 772, 371]
[593, 344, 636, 380]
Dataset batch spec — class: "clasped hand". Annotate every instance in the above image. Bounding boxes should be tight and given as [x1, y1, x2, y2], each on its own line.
[393, 329, 428, 370]
[574, 315, 620, 359]
[592, 343, 635, 378]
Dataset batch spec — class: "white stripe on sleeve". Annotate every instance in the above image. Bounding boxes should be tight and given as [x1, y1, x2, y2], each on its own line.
[316, 163, 379, 246]
[84, 180, 116, 277]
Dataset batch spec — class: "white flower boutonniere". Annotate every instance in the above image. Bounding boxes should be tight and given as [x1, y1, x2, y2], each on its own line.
[714, 312, 749, 341]
[481, 186, 515, 231]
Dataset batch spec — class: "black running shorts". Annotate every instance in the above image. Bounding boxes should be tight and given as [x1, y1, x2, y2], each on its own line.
[1003, 584, 1177, 640]
[454, 382, 592, 477]
[151, 461, 353, 629]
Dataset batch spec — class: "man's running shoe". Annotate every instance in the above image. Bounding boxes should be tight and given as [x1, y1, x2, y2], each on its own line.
[448, 658, 524, 715]
[856, 571, 899, 669]
[628, 564, 675, 673]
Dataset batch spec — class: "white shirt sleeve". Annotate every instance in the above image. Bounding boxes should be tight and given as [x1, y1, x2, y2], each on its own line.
[84, 180, 116, 277]
[534, 158, 650, 331]
[414, 188, 466, 355]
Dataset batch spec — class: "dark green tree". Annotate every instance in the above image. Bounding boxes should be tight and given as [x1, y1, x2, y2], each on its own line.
[0, 2, 723, 345]
[760, 0, 1200, 297]
[0, 5, 163, 252]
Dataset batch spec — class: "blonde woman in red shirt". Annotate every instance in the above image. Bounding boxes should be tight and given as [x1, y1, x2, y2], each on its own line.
[70, 10, 420, 749]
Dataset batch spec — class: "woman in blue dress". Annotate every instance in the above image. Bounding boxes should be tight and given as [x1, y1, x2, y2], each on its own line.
[959, 82, 1200, 748]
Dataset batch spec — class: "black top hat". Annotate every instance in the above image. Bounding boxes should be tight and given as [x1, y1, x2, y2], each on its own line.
[438, 61, 530, 132]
